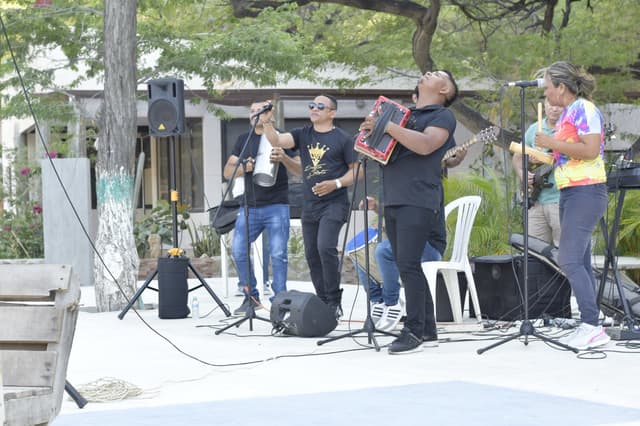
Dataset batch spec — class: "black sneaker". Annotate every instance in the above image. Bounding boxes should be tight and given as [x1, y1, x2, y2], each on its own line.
[388, 328, 423, 354]
[329, 304, 343, 321]
[233, 297, 261, 316]
[422, 334, 439, 348]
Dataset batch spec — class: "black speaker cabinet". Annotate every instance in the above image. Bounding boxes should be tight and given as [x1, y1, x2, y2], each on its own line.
[147, 78, 185, 137]
[471, 254, 571, 321]
[270, 290, 337, 337]
[157, 256, 190, 319]
[435, 272, 468, 322]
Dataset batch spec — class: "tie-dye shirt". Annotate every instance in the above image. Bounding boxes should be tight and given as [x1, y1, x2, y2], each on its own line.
[552, 98, 606, 189]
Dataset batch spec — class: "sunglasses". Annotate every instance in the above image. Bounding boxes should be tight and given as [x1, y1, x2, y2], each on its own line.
[308, 102, 334, 111]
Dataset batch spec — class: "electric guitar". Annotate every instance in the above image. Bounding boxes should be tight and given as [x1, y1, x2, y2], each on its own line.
[441, 126, 500, 165]
[527, 163, 554, 207]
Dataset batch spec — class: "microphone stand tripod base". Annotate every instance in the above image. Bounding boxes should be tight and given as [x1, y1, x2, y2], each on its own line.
[476, 319, 579, 355]
[316, 315, 398, 352]
[214, 297, 270, 335]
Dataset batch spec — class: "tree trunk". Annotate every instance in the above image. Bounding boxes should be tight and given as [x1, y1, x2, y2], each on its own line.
[94, 0, 139, 312]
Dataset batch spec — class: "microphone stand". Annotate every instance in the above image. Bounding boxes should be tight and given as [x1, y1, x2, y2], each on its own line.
[478, 86, 577, 354]
[216, 112, 271, 334]
[317, 157, 398, 349]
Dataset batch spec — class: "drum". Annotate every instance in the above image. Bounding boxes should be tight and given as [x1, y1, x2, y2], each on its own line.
[253, 134, 280, 187]
[345, 227, 382, 284]
[354, 96, 411, 165]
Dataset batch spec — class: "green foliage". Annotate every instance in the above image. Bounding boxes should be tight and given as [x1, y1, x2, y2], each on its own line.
[288, 229, 305, 257]
[597, 191, 640, 283]
[444, 170, 521, 258]
[0, 202, 44, 259]
[133, 201, 176, 258]
[186, 224, 221, 257]
[133, 200, 220, 258]
[0, 147, 44, 259]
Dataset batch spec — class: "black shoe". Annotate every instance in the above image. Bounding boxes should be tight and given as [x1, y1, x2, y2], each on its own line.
[329, 304, 343, 321]
[388, 328, 423, 354]
[233, 297, 261, 316]
[422, 334, 439, 348]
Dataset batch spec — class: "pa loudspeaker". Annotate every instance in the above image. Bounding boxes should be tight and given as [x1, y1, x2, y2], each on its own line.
[157, 257, 190, 319]
[270, 290, 337, 337]
[147, 78, 185, 137]
[471, 254, 571, 321]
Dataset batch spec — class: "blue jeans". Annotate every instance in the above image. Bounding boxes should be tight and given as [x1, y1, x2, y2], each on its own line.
[355, 239, 442, 306]
[232, 204, 290, 301]
[558, 184, 607, 326]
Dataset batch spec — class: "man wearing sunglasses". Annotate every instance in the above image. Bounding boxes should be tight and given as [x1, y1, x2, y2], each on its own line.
[223, 101, 302, 316]
[261, 94, 358, 320]
[359, 70, 460, 354]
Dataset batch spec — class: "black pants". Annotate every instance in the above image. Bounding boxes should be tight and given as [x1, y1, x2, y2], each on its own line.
[302, 200, 349, 306]
[384, 205, 439, 337]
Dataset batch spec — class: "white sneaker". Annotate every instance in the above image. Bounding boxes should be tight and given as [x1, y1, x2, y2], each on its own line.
[263, 281, 273, 296]
[235, 286, 245, 297]
[376, 303, 403, 332]
[560, 323, 610, 350]
[371, 302, 385, 323]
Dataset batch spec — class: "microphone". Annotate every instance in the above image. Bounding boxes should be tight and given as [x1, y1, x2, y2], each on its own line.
[251, 103, 273, 118]
[504, 78, 545, 88]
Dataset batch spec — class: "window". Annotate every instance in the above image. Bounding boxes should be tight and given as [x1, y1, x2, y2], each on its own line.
[155, 118, 204, 212]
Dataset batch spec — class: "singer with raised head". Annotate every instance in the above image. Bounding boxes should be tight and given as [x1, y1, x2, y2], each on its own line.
[262, 94, 359, 320]
[223, 100, 301, 316]
[358, 70, 459, 354]
[512, 99, 563, 246]
[535, 61, 610, 350]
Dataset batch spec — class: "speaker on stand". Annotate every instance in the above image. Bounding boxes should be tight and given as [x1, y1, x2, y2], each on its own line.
[147, 78, 185, 137]
[119, 77, 231, 320]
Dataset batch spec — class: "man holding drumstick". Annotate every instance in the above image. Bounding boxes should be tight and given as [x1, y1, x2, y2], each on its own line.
[512, 99, 563, 247]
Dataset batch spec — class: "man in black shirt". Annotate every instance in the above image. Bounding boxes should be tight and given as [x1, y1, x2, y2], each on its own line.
[224, 101, 301, 316]
[262, 94, 359, 319]
[360, 71, 459, 354]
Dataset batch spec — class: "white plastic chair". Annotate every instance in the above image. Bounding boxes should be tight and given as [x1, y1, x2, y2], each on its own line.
[421, 195, 482, 323]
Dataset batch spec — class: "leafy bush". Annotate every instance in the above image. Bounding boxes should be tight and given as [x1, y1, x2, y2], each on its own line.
[444, 169, 521, 258]
[0, 154, 44, 259]
[134, 200, 221, 258]
[0, 201, 44, 258]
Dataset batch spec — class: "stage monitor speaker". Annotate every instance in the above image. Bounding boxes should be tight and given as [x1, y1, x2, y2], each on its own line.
[435, 272, 468, 322]
[270, 290, 337, 337]
[147, 78, 185, 137]
[157, 256, 190, 319]
[471, 254, 571, 321]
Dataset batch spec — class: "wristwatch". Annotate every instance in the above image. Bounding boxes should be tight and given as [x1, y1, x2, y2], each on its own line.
[335, 179, 342, 189]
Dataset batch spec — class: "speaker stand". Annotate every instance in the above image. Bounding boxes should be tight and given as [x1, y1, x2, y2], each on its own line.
[478, 88, 577, 355]
[119, 135, 230, 319]
[317, 158, 398, 350]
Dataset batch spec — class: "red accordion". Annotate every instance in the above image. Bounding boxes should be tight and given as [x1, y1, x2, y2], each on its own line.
[354, 96, 411, 165]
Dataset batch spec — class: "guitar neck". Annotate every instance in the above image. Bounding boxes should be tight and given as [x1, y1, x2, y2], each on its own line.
[443, 138, 476, 162]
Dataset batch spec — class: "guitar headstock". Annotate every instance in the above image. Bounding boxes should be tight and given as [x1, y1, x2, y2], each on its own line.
[477, 126, 500, 144]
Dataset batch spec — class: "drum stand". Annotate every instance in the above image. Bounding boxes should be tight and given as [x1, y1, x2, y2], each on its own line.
[216, 113, 271, 334]
[318, 157, 398, 350]
[478, 87, 577, 354]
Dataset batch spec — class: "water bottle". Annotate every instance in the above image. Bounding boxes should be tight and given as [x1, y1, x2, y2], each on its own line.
[191, 296, 200, 320]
